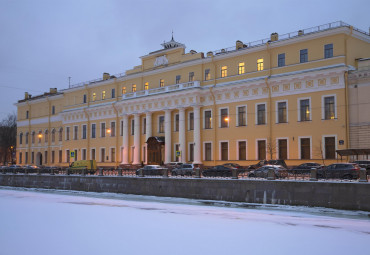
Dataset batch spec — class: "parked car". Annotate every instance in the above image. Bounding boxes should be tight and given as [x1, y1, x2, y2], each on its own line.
[202, 165, 237, 177]
[248, 165, 288, 179]
[171, 164, 194, 176]
[291, 162, 324, 174]
[317, 163, 360, 180]
[351, 160, 370, 174]
[167, 162, 183, 169]
[136, 165, 167, 176]
[248, 159, 288, 169]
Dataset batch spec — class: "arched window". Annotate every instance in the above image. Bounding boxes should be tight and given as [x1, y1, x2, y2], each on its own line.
[45, 130, 49, 143]
[31, 131, 35, 144]
[38, 131, 42, 143]
[59, 128, 63, 142]
[19, 133, 23, 145]
[51, 129, 56, 143]
[25, 132, 29, 144]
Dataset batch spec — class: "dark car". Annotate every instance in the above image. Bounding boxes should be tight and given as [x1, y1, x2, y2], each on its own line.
[352, 160, 370, 175]
[202, 165, 237, 177]
[223, 163, 241, 169]
[171, 164, 194, 176]
[317, 163, 360, 180]
[291, 162, 324, 174]
[248, 165, 288, 179]
[248, 159, 288, 169]
[136, 165, 167, 176]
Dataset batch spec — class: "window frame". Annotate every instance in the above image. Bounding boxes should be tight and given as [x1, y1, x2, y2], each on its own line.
[236, 105, 247, 127]
[238, 62, 245, 75]
[277, 53, 285, 67]
[255, 103, 267, 125]
[219, 140, 229, 161]
[300, 49, 308, 63]
[219, 107, 229, 128]
[321, 94, 337, 120]
[221, 66, 227, 78]
[299, 136, 312, 160]
[203, 109, 212, 129]
[324, 43, 333, 59]
[298, 97, 311, 122]
[276, 100, 288, 124]
[237, 140, 247, 160]
[203, 141, 213, 161]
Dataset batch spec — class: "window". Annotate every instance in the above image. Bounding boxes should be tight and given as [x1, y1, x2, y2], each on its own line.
[45, 130, 48, 143]
[144, 82, 149, 90]
[51, 151, 55, 163]
[324, 44, 333, 58]
[66, 127, 70, 141]
[205, 69, 211, 80]
[221, 142, 228, 161]
[221, 66, 227, 78]
[122, 87, 126, 94]
[59, 128, 63, 141]
[101, 148, 105, 162]
[111, 148, 115, 162]
[38, 131, 42, 143]
[204, 110, 212, 129]
[25, 152, 28, 164]
[175, 144, 180, 162]
[277, 102, 287, 123]
[175, 114, 179, 132]
[31, 131, 35, 144]
[300, 49, 308, 63]
[111, 122, 116, 137]
[205, 143, 212, 161]
[26, 110, 29, 119]
[101, 123, 106, 137]
[52, 106, 55, 115]
[143, 118, 146, 134]
[19, 152, 22, 164]
[159, 116, 164, 133]
[83, 94, 87, 103]
[73, 126, 78, 140]
[278, 139, 287, 160]
[132, 84, 136, 92]
[120, 120, 123, 136]
[189, 143, 194, 162]
[82, 125, 87, 139]
[44, 151, 48, 164]
[160, 79, 164, 87]
[278, 53, 285, 67]
[91, 148, 96, 160]
[257, 104, 266, 125]
[111, 88, 115, 98]
[238, 63, 245, 75]
[300, 99, 310, 121]
[189, 112, 194, 130]
[91, 124, 96, 138]
[238, 141, 246, 160]
[131, 119, 135, 135]
[31, 152, 34, 164]
[324, 96, 335, 120]
[325, 137, 336, 159]
[92, 93, 96, 101]
[102, 91, 106, 100]
[237, 106, 246, 126]
[58, 150, 62, 163]
[51, 129, 55, 143]
[82, 149, 86, 160]
[220, 108, 229, 128]
[258, 140, 266, 160]
[66, 150, 70, 163]
[257, 58, 264, 71]
[176, 75, 181, 84]
[189, 72, 194, 82]
[19, 133, 23, 145]
[25, 132, 29, 144]
[300, 138, 311, 159]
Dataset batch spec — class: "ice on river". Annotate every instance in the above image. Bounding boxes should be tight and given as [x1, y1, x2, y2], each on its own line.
[0, 187, 369, 255]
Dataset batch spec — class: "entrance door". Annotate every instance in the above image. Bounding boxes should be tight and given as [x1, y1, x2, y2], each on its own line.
[36, 152, 43, 165]
[147, 137, 164, 165]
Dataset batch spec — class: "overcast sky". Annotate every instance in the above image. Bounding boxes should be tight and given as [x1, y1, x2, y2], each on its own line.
[0, 0, 369, 120]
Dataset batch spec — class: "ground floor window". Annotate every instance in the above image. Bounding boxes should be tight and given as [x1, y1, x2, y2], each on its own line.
[31, 152, 34, 164]
[101, 148, 106, 162]
[44, 151, 48, 164]
[91, 149, 96, 160]
[25, 152, 28, 164]
[278, 139, 287, 160]
[111, 148, 115, 162]
[300, 138, 310, 159]
[189, 143, 194, 162]
[51, 151, 55, 163]
[221, 142, 228, 161]
[238, 141, 246, 160]
[58, 150, 62, 163]
[257, 140, 266, 160]
[19, 152, 22, 164]
[82, 149, 86, 160]
[325, 137, 336, 159]
[66, 150, 70, 163]
[205, 143, 212, 161]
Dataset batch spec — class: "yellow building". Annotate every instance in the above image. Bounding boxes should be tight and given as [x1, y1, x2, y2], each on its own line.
[16, 21, 370, 167]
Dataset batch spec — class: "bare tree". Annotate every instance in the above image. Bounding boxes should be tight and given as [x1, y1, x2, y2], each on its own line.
[314, 139, 325, 166]
[267, 136, 276, 160]
[0, 113, 17, 165]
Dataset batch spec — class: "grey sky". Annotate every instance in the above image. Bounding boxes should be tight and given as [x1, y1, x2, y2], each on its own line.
[1, 0, 369, 120]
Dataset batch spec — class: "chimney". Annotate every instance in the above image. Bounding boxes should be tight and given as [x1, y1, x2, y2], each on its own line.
[207, 51, 214, 57]
[270, 32, 279, 42]
[103, 73, 110, 80]
[236, 40, 243, 50]
[50, 88, 57, 94]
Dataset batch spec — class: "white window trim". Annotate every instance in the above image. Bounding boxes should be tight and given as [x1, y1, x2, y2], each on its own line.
[81, 148, 87, 161]
[203, 109, 213, 129]
[321, 94, 337, 120]
[91, 123, 96, 138]
[100, 147, 106, 162]
[219, 140, 229, 161]
[255, 102, 267, 125]
[110, 121, 116, 137]
[158, 115, 165, 133]
[109, 146, 115, 162]
[275, 100, 289, 123]
[81, 124, 87, 139]
[174, 113, 179, 132]
[219, 107, 229, 128]
[65, 127, 70, 141]
[203, 141, 213, 161]
[188, 142, 194, 162]
[188, 111, 194, 131]
[73, 125, 78, 140]
[236, 105, 247, 127]
[100, 122, 106, 137]
[65, 149, 70, 163]
[322, 135, 338, 159]
[297, 97, 312, 121]
[90, 148, 96, 161]
[255, 138, 267, 160]
[236, 139, 248, 160]
[276, 137, 289, 160]
[298, 136, 312, 160]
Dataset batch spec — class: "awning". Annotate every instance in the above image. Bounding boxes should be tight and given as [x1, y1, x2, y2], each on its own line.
[336, 148, 370, 156]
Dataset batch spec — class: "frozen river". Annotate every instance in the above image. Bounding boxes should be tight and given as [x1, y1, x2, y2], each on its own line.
[0, 187, 369, 255]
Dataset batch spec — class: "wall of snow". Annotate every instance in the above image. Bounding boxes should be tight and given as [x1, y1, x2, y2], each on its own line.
[1, 174, 369, 211]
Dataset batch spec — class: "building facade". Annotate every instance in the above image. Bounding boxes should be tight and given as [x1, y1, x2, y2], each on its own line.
[16, 21, 370, 167]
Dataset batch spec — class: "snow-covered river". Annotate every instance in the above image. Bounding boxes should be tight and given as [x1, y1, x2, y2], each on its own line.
[0, 187, 369, 255]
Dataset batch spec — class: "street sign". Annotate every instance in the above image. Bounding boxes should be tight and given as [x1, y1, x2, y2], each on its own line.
[176, 151, 181, 157]
[70, 151, 75, 158]
[339, 140, 344, 145]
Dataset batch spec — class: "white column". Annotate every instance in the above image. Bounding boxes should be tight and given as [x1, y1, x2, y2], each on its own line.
[165, 109, 172, 164]
[133, 114, 140, 165]
[121, 115, 129, 164]
[193, 105, 202, 164]
[145, 112, 152, 141]
[179, 108, 186, 163]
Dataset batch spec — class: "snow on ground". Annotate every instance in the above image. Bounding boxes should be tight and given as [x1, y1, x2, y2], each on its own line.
[0, 187, 369, 255]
